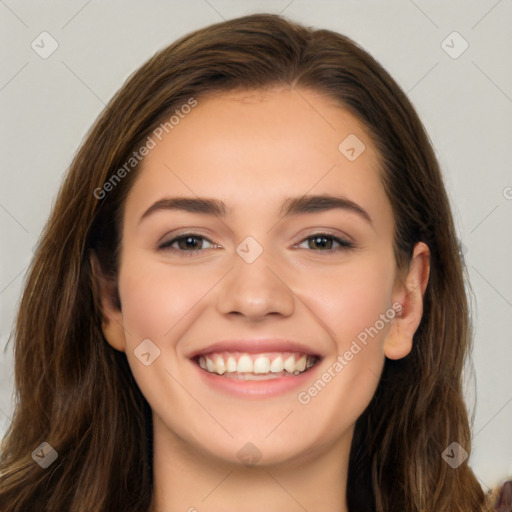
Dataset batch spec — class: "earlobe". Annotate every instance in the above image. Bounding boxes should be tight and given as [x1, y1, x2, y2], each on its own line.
[89, 252, 126, 352]
[101, 318, 127, 352]
[384, 242, 430, 360]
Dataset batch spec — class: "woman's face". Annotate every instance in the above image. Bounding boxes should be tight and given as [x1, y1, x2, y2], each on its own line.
[103, 87, 414, 467]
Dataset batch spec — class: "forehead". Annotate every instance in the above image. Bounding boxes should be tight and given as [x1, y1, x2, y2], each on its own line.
[123, 87, 391, 229]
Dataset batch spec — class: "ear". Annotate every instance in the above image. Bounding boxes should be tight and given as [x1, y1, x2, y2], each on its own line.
[384, 242, 430, 360]
[90, 252, 126, 352]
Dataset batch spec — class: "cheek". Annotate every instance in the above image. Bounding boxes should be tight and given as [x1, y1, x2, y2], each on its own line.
[115, 254, 208, 412]
[293, 255, 394, 412]
[117, 254, 207, 345]
[297, 256, 395, 351]
[294, 270, 392, 440]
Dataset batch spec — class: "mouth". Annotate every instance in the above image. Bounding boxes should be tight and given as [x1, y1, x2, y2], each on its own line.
[193, 351, 321, 380]
[188, 339, 324, 397]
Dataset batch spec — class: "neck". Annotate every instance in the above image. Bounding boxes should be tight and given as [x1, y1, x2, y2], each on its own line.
[150, 415, 352, 512]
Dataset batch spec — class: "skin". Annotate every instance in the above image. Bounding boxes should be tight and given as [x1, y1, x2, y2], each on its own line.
[97, 87, 430, 512]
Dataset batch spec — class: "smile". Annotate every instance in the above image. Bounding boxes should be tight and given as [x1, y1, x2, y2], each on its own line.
[195, 351, 320, 380]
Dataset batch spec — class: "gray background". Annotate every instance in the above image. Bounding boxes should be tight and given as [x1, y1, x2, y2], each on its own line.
[1, 0, 511, 492]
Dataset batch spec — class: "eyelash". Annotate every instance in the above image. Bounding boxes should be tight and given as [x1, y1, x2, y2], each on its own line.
[158, 232, 354, 256]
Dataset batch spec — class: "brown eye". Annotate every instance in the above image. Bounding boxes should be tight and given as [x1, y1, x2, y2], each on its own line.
[176, 235, 203, 250]
[158, 234, 217, 255]
[309, 235, 334, 250]
[297, 234, 354, 253]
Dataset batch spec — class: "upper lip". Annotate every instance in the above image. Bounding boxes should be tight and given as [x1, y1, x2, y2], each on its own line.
[189, 338, 322, 359]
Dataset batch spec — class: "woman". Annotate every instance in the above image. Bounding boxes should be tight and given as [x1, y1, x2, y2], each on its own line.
[0, 13, 507, 512]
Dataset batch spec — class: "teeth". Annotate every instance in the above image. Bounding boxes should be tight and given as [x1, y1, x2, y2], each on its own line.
[214, 355, 225, 375]
[253, 356, 270, 374]
[295, 355, 306, 372]
[197, 352, 318, 377]
[206, 357, 215, 373]
[237, 354, 253, 373]
[270, 357, 284, 373]
[283, 355, 295, 373]
[226, 356, 237, 372]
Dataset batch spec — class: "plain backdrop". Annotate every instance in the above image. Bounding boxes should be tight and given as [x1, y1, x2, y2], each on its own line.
[1, 0, 511, 493]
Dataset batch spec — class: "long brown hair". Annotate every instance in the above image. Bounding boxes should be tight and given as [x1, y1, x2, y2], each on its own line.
[0, 13, 501, 511]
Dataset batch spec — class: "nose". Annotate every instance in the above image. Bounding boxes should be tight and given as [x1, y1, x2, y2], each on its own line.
[215, 250, 295, 321]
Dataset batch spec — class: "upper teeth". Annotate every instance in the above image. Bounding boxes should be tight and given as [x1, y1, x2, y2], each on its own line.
[197, 352, 317, 376]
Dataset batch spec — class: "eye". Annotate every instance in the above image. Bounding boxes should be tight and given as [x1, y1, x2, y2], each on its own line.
[158, 233, 218, 255]
[296, 233, 354, 253]
[158, 232, 354, 257]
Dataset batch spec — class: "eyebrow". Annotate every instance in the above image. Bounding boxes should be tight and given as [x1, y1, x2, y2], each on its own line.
[139, 194, 373, 226]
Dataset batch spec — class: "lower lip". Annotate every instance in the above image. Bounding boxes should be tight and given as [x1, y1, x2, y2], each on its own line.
[191, 359, 321, 398]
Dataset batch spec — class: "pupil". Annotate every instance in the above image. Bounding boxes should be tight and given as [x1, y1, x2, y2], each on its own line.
[182, 236, 199, 249]
[313, 236, 330, 249]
